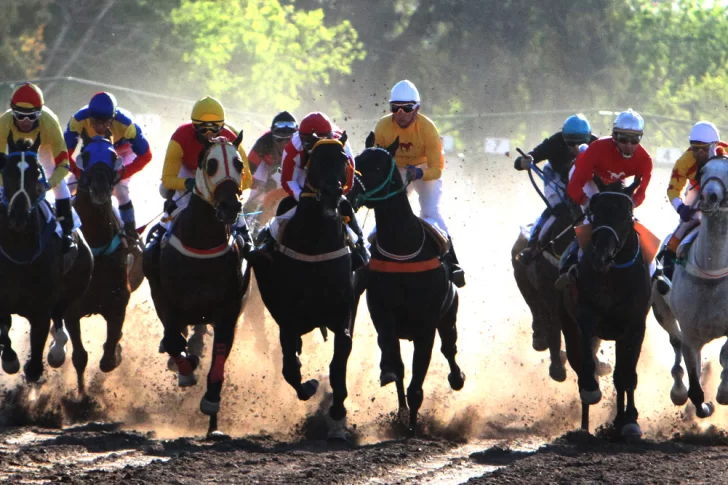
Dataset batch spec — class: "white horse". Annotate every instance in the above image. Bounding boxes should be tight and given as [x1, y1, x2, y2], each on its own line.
[652, 152, 728, 418]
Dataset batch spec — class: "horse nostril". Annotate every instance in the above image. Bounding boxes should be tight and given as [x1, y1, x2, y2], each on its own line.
[709, 192, 719, 204]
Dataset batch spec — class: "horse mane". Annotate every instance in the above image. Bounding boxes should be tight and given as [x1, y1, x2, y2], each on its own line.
[12, 138, 36, 153]
[601, 180, 626, 193]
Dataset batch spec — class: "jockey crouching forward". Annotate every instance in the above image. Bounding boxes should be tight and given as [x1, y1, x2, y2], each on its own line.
[373, 79, 465, 287]
[555, 109, 653, 289]
[65, 91, 153, 239]
[256, 111, 370, 269]
[654, 121, 725, 295]
[515, 113, 598, 262]
[0, 82, 75, 252]
[147, 96, 253, 251]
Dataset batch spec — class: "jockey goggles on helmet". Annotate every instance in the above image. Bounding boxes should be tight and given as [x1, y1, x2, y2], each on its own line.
[614, 133, 642, 145]
[563, 135, 590, 147]
[272, 120, 297, 140]
[12, 109, 41, 122]
[390, 102, 419, 113]
[690, 142, 711, 153]
[194, 121, 223, 136]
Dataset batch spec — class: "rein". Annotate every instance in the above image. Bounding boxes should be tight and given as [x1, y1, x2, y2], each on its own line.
[2, 151, 49, 214]
[354, 153, 411, 206]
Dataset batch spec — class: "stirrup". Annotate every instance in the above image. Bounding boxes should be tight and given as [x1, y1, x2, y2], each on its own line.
[655, 275, 672, 296]
[554, 265, 577, 290]
[450, 265, 466, 288]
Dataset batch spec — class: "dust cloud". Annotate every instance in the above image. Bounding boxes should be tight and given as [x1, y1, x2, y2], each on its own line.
[1, 140, 727, 445]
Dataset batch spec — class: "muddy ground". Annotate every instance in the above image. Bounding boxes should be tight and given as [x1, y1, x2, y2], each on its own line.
[4, 160, 728, 484]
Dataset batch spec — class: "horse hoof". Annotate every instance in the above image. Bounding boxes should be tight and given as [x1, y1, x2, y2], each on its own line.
[532, 331, 548, 352]
[175, 354, 200, 377]
[178, 372, 198, 388]
[23, 362, 43, 383]
[2, 356, 20, 374]
[407, 427, 417, 439]
[99, 345, 122, 373]
[200, 396, 220, 415]
[297, 379, 319, 401]
[47, 326, 69, 368]
[696, 402, 715, 419]
[596, 361, 612, 377]
[621, 423, 642, 442]
[206, 430, 230, 441]
[580, 388, 602, 405]
[549, 363, 567, 383]
[380, 372, 397, 387]
[326, 415, 348, 441]
[670, 384, 688, 406]
[448, 370, 465, 391]
[167, 356, 178, 372]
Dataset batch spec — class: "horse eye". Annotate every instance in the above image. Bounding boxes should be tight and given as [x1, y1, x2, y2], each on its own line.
[206, 158, 219, 177]
[232, 157, 243, 173]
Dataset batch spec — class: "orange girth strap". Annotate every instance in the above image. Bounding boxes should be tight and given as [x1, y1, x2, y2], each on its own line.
[368, 257, 441, 273]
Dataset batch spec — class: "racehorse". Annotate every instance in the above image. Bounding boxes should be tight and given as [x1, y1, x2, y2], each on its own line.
[51, 137, 143, 392]
[559, 178, 650, 440]
[348, 133, 463, 437]
[143, 133, 251, 439]
[652, 151, 728, 418]
[246, 137, 354, 441]
[0, 140, 92, 383]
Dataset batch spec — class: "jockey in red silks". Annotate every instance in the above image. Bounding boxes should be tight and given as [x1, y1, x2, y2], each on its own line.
[555, 109, 654, 289]
[257, 112, 368, 266]
[64, 92, 153, 239]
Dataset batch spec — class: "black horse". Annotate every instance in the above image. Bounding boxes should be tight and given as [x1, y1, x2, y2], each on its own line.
[143, 134, 251, 439]
[0, 140, 92, 383]
[348, 133, 463, 437]
[247, 137, 354, 441]
[53, 137, 143, 392]
[559, 178, 650, 440]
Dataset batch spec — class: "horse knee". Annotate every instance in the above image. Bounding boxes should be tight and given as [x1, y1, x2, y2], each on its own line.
[406, 386, 424, 411]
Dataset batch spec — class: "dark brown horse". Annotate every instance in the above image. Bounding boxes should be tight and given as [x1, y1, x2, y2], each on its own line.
[347, 134, 463, 437]
[0, 141, 92, 383]
[143, 134, 250, 439]
[49, 137, 143, 392]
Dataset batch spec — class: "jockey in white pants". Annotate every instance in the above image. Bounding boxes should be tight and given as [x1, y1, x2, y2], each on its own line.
[373, 79, 465, 287]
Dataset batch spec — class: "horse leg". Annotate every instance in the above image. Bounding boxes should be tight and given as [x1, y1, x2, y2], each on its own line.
[47, 314, 69, 368]
[652, 295, 687, 405]
[592, 337, 612, 377]
[64, 316, 88, 393]
[187, 324, 208, 359]
[375, 315, 399, 387]
[163, 324, 199, 388]
[99, 311, 124, 373]
[200, 319, 236, 440]
[577, 307, 601, 405]
[25, 314, 51, 382]
[407, 331, 436, 438]
[614, 328, 644, 440]
[682, 340, 714, 418]
[437, 302, 464, 391]
[280, 329, 318, 401]
[0, 316, 19, 374]
[716, 338, 728, 405]
[547, 323, 566, 382]
[392, 340, 409, 423]
[327, 324, 352, 441]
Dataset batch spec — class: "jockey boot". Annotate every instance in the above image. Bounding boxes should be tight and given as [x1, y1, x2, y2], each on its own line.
[119, 201, 138, 239]
[56, 197, 76, 254]
[655, 248, 676, 295]
[446, 236, 466, 288]
[233, 215, 253, 256]
[554, 240, 579, 290]
[518, 206, 552, 264]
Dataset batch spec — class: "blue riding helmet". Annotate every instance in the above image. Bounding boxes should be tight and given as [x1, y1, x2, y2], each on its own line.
[88, 92, 118, 120]
[562, 114, 591, 143]
[77, 136, 122, 173]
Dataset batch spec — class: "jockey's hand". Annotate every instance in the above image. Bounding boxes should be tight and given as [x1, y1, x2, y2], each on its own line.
[184, 178, 195, 192]
[406, 165, 424, 181]
[163, 198, 178, 215]
[514, 155, 533, 171]
[568, 203, 584, 221]
[677, 203, 697, 222]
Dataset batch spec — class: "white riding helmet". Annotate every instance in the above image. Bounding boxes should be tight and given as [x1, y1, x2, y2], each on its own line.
[389, 80, 421, 103]
[613, 109, 644, 135]
[689, 121, 720, 144]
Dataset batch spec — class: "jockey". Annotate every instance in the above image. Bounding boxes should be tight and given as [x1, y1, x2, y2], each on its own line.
[515, 113, 598, 262]
[654, 121, 725, 295]
[555, 109, 653, 289]
[150, 96, 253, 246]
[256, 111, 369, 268]
[373, 79, 465, 287]
[244, 111, 297, 213]
[0, 82, 75, 252]
[64, 91, 153, 239]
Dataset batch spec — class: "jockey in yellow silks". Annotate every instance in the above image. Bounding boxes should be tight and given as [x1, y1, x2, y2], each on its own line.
[373, 79, 464, 287]
[0, 82, 75, 252]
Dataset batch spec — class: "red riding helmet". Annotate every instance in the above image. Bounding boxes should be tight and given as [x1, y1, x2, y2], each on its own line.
[299, 112, 333, 137]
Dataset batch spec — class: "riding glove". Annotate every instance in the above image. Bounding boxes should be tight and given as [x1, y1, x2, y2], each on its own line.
[677, 203, 697, 222]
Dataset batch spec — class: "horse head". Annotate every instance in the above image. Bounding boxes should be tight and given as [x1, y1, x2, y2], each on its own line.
[196, 132, 244, 224]
[349, 132, 402, 210]
[699, 151, 728, 214]
[304, 134, 350, 216]
[588, 177, 640, 272]
[0, 139, 47, 231]
[76, 136, 123, 205]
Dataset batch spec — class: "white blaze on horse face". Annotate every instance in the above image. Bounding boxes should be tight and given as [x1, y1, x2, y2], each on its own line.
[195, 141, 243, 202]
[8, 152, 33, 213]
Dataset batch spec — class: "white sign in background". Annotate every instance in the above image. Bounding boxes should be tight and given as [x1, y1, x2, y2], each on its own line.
[655, 147, 683, 166]
[484, 137, 510, 155]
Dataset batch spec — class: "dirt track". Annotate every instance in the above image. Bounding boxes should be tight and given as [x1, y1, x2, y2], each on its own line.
[3, 159, 728, 484]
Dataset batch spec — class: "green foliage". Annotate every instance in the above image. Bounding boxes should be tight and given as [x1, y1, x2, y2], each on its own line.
[0, 1, 50, 79]
[170, 0, 365, 112]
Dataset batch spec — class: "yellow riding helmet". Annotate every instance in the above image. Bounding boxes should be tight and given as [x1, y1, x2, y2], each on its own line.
[191, 96, 225, 123]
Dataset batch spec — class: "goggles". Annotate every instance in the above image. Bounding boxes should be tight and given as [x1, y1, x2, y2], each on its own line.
[272, 120, 297, 131]
[12, 110, 41, 122]
[615, 133, 642, 145]
[689, 142, 711, 153]
[390, 102, 419, 113]
[193, 121, 223, 134]
[564, 137, 589, 147]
